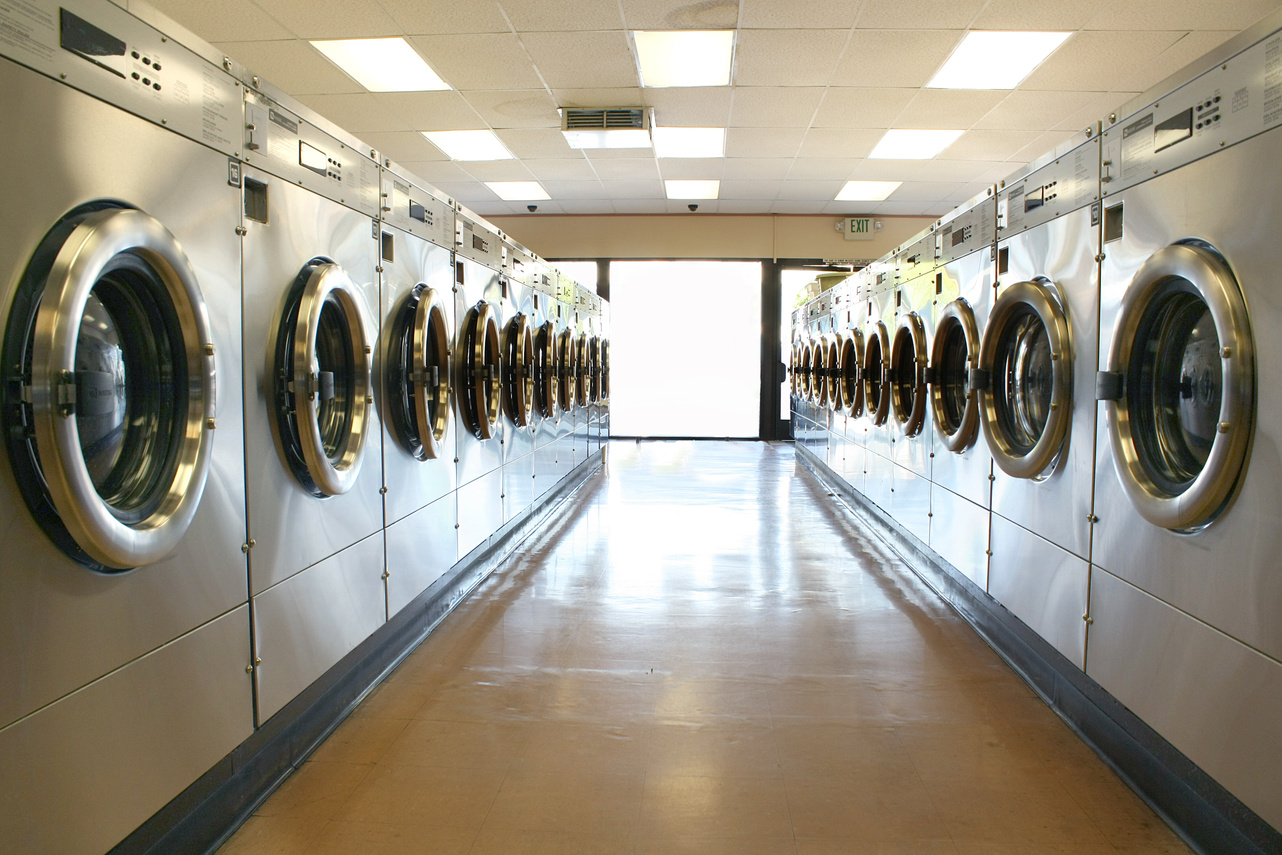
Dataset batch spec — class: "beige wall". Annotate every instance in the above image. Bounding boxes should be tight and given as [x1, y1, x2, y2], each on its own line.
[487, 214, 937, 262]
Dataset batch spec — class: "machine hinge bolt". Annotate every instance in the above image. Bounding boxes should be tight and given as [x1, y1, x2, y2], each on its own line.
[1221, 346, 1232, 358]
[376, 266, 384, 274]
[252, 75, 260, 88]
[60, 73, 66, 79]
[366, 395, 374, 403]
[382, 571, 390, 580]
[986, 549, 993, 556]
[1218, 421, 1231, 433]
[235, 226, 248, 236]
[454, 457, 459, 463]
[1084, 615, 1094, 625]
[1095, 253, 1105, 262]
[255, 657, 262, 666]
[988, 474, 996, 481]
[365, 345, 372, 354]
[205, 343, 216, 356]
[246, 664, 254, 673]
[241, 542, 250, 553]
[379, 486, 388, 494]
[224, 58, 233, 71]
[205, 418, 216, 430]
[455, 523, 460, 529]
[1088, 514, 1099, 523]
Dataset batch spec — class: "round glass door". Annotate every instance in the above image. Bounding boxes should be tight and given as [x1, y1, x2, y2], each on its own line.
[978, 279, 1071, 480]
[1, 204, 216, 571]
[557, 328, 577, 413]
[600, 338, 610, 404]
[790, 343, 801, 398]
[839, 329, 864, 416]
[588, 336, 602, 403]
[1105, 242, 1254, 531]
[456, 300, 501, 439]
[534, 320, 561, 422]
[890, 313, 928, 436]
[503, 313, 535, 427]
[863, 321, 891, 426]
[574, 332, 590, 409]
[930, 298, 981, 452]
[811, 338, 830, 407]
[387, 284, 451, 461]
[800, 340, 814, 401]
[275, 258, 373, 497]
[823, 336, 840, 411]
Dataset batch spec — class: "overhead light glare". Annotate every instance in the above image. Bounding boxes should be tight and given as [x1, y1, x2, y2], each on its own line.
[422, 130, 514, 161]
[836, 181, 901, 201]
[869, 129, 964, 160]
[653, 127, 725, 158]
[311, 38, 449, 92]
[486, 181, 551, 201]
[928, 31, 1070, 89]
[665, 179, 720, 200]
[563, 128, 653, 149]
[634, 30, 734, 87]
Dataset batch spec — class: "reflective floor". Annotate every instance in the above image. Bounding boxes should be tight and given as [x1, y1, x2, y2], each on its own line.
[220, 440, 1189, 854]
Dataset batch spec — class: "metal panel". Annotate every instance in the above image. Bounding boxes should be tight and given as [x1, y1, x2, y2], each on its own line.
[380, 164, 454, 251]
[503, 452, 536, 524]
[839, 437, 865, 495]
[1087, 569, 1282, 830]
[988, 513, 1088, 669]
[252, 533, 386, 722]
[929, 485, 989, 590]
[0, 606, 253, 855]
[386, 492, 457, 619]
[863, 449, 893, 513]
[457, 467, 504, 559]
[890, 462, 930, 545]
[533, 435, 560, 501]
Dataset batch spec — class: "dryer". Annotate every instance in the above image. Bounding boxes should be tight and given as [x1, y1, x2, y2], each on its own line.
[1088, 27, 1282, 831]
[861, 261, 895, 512]
[835, 278, 867, 494]
[240, 87, 386, 722]
[377, 163, 458, 619]
[501, 239, 539, 525]
[531, 262, 563, 502]
[928, 191, 997, 589]
[982, 131, 1101, 668]
[0, 1, 252, 850]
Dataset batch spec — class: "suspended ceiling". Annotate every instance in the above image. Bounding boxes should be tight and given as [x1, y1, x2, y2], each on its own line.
[143, 0, 1280, 217]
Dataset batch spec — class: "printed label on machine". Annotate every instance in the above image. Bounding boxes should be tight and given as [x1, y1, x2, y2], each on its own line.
[0, 0, 58, 65]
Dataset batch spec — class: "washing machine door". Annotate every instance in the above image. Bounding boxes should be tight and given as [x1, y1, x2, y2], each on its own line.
[457, 300, 502, 439]
[276, 258, 373, 497]
[534, 320, 561, 422]
[2, 205, 216, 571]
[588, 336, 602, 403]
[557, 328, 577, 413]
[789, 343, 801, 399]
[387, 284, 451, 461]
[863, 321, 891, 426]
[891, 313, 928, 436]
[502, 312, 535, 427]
[574, 332, 590, 409]
[811, 337, 830, 407]
[823, 336, 840, 412]
[1102, 242, 1254, 531]
[978, 279, 1072, 480]
[930, 298, 981, 452]
[800, 340, 814, 401]
[839, 328, 864, 416]
[600, 338, 610, 404]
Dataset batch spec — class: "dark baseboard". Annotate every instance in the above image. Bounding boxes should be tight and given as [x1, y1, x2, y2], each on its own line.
[794, 443, 1281, 855]
[109, 450, 606, 855]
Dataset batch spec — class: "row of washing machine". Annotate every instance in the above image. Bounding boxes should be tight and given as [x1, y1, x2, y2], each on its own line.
[793, 17, 1282, 836]
[0, 0, 607, 851]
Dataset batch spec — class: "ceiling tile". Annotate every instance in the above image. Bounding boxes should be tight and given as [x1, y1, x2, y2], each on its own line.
[460, 161, 538, 181]
[734, 30, 852, 86]
[874, 200, 944, 215]
[395, 161, 476, 183]
[741, 0, 861, 29]
[589, 158, 662, 180]
[970, 0, 1111, 29]
[1117, 30, 1239, 93]
[665, 200, 722, 213]
[730, 87, 825, 128]
[620, 0, 741, 29]
[889, 180, 963, 201]
[796, 129, 884, 158]
[718, 200, 775, 213]
[811, 87, 915, 128]
[645, 88, 733, 127]
[581, 146, 658, 159]
[938, 129, 1044, 161]
[1086, 0, 1282, 31]
[462, 90, 561, 128]
[146, 0, 294, 42]
[726, 127, 805, 158]
[495, 129, 579, 159]
[611, 199, 668, 213]
[376, 91, 487, 131]
[910, 159, 1006, 183]
[297, 93, 408, 133]
[1007, 130, 1077, 164]
[553, 88, 647, 107]
[659, 159, 728, 179]
[771, 200, 828, 213]
[831, 30, 959, 88]
[520, 32, 639, 89]
[972, 90, 1100, 130]
[722, 158, 795, 180]
[377, 0, 510, 34]
[855, 0, 987, 29]
[604, 179, 665, 199]
[1052, 91, 1137, 132]
[211, 40, 361, 94]
[788, 158, 859, 180]
[409, 35, 544, 90]
[891, 89, 1007, 129]
[719, 179, 783, 199]
[542, 180, 609, 199]
[560, 200, 619, 214]
[824, 200, 879, 215]
[357, 131, 447, 163]
[433, 181, 493, 203]
[501, 0, 625, 31]
[1021, 30, 1182, 92]
[523, 158, 597, 180]
[248, 0, 400, 39]
[777, 179, 846, 200]
[849, 159, 924, 180]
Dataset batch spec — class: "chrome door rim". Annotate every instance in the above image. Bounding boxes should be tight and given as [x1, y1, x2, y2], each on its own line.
[1105, 242, 1254, 531]
[800, 340, 814, 401]
[930, 298, 981, 453]
[978, 278, 1072, 480]
[504, 313, 535, 427]
[600, 338, 610, 404]
[824, 336, 840, 412]
[811, 337, 829, 408]
[863, 321, 891, 426]
[841, 328, 864, 416]
[557, 328, 576, 412]
[891, 312, 929, 436]
[458, 301, 501, 439]
[535, 320, 561, 422]
[574, 332, 589, 408]
[410, 286, 451, 459]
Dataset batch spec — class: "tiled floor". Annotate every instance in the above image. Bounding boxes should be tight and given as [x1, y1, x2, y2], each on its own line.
[220, 441, 1190, 855]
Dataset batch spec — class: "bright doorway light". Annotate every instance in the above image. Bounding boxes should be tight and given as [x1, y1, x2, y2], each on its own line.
[422, 130, 514, 161]
[869, 129, 964, 159]
[928, 31, 1070, 89]
[634, 30, 734, 87]
[311, 38, 449, 92]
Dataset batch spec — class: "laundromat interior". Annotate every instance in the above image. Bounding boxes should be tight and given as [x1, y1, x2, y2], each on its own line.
[4, 0, 1282, 852]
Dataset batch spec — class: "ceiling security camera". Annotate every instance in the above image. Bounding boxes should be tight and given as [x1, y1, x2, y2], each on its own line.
[527, 204, 538, 212]
[688, 203, 698, 212]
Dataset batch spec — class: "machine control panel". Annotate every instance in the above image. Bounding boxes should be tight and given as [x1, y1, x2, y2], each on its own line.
[898, 231, 939, 279]
[938, 195, 995, 263]
[456, 213, 503, 271]
[1102, 26, 1282, 195]
[379, 169, 453, 250]
[1000, 135, 1099, 233]
[0, 0, 241, 157]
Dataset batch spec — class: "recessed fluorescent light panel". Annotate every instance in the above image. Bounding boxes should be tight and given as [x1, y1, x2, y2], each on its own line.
[869, 129, 964, 160]
[928, 31, 1070, 89]
[836, 181, 901, 202]
[634, 30, 734, 87]
[563, 128, 652, 149]
[665, 180, 720, 200]
[311, 38, 449, 92]
[652, 127, 725, 158]
[422, 130, 514, 161]
[486, 181, 551, 201]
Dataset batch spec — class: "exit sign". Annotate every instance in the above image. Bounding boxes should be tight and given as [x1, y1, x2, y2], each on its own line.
[842, 217, 875, 241]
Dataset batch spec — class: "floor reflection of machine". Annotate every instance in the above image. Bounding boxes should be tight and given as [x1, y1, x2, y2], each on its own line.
[378, 164, 457, 619]
[0, 3, 252, 850]
[928, 192, 996, 589]
[983, 132, 1100, 669]
[1087, 27, 1282, 831]
[240, 87, 385, 723]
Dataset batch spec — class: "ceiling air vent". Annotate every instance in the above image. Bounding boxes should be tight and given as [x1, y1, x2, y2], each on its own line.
[561, 107, 652, 149]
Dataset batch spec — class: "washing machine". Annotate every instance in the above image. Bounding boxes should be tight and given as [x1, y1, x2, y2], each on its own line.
[501, 239, 538, 524]
[1086, 23, 1282, 831]
[552, 275, 579, 478]
[861, 261, 896, 511]
[835, 278, 867, 493]
[377, 163, 458, 619]
[239, 87, 386, 722]
[927, 190, 997, 589]
[531, 263, 562, 502]
[981, 130, 1101, 668]
[598, 298, 611, 445]
[453, 209, 505, 559]
[0, 1, 253, 850]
